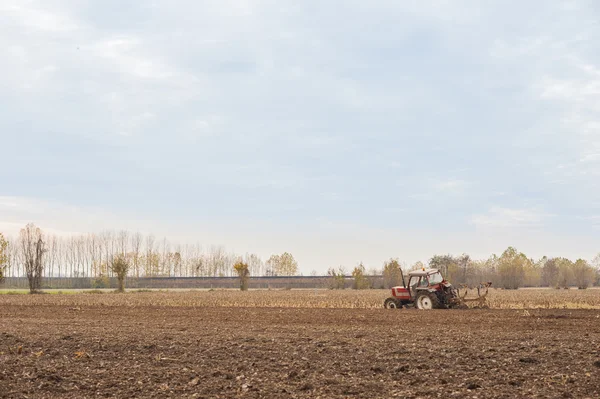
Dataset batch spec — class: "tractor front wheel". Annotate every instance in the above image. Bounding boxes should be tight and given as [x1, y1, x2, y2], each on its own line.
[416, 292, 440, 310]
[384, 298, 402, 309]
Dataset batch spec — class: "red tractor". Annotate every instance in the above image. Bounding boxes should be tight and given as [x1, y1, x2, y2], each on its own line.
[384, 268, 491, 310]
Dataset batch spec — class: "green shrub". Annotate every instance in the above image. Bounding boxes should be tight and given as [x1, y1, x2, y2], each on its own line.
[110, 255, 130, 293]
[92, 275, 110, 289]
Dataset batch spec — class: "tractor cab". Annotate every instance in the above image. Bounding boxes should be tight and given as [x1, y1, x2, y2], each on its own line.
[406, 269, 445, 299]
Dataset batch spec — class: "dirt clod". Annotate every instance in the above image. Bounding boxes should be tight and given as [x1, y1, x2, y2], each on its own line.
[519, 357, 539, 364]
[299, 383, 313, 391]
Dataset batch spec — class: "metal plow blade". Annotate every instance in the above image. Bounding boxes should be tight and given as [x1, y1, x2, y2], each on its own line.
[453, 282, 492, 309]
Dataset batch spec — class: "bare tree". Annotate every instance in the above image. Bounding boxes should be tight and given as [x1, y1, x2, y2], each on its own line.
[9, 236, 22, 285]
[180, 243, 190, 277]
[117, 230, 129, 256]
[209, 246, 226, 277]
[45, 234, 59, 287]
[198, 245, 208, 276]
[44, 235, 55, 279]
[246, 253, 264, 277]
[173, 244, 182, 277]
[66, 236, 76, 282]
[131, 232, 143, 278]
[54, 236, 64, 279]
[144, 234, 156, 276]
[100, 231, 114, 277]
[456, 254, 472, 285]
[20, 223, 46, 293]
[160, 237, 171, 276]
[81, 234, 92, 279]
[89, 234, 101, 277]
[429, 254, 456, 280]
[75, 235, 86, 278]
[266, 254, 280, 276]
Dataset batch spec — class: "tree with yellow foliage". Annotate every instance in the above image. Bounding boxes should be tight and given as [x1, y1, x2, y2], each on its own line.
[497, 247, 528, 289]
[0, 233, 8, 283]
[382, 258, 403, 288]
[351, 262, 371, 289]
[572, 259, 594, 289]
[233, 261, 250, 291]
[266, 252, 298, 276]
[555, 258, 574, 289]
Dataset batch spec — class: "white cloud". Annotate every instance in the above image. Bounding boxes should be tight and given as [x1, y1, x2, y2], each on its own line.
[580, 153, 600, 163]
[0, 1, 80, 33]
[404, 178, 471, 203]
[91, 36, 181, 81]
[0, 196, 133, 237]
[435, 179, 469, 192]
[471, 207, 553, 229]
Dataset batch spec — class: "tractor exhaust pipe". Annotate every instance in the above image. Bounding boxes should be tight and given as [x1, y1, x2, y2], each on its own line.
[400, 267, 406, 288]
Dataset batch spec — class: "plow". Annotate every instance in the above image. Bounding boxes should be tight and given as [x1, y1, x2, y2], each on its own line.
[383, 267, 492, 310]
[451, 282, 493, 309]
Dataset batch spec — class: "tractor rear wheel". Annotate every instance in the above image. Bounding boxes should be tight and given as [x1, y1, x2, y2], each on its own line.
[384, 298, 402, 309]
[415, 292, 440, 310]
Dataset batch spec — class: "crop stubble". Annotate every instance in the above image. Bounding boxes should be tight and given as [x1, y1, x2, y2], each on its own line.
[1, 288, 600, 309]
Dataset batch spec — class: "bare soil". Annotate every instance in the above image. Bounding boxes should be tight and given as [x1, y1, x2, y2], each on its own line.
[1, 303, 599, 398]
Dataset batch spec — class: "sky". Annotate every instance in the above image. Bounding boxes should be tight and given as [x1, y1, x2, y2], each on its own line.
[1, 1, 599, 273]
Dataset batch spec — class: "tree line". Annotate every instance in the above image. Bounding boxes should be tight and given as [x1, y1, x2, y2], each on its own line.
[329, 247, 600, 290]
[0, 224, 298, 292]
[1, 224, 599, 292]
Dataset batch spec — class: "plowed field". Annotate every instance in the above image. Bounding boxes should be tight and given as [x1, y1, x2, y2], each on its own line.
[1, 295, 600, 398]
